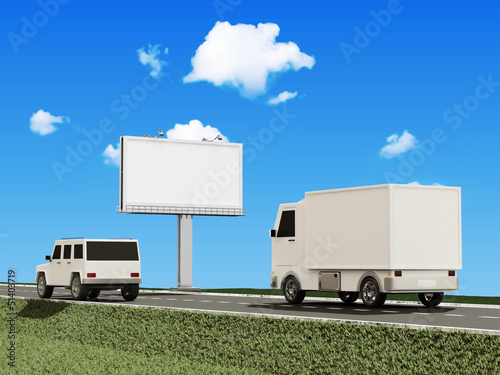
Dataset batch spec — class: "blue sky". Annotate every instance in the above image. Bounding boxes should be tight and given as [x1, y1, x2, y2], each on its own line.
[1, 0, 499, 296]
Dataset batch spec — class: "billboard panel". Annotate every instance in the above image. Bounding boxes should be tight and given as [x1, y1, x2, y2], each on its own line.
[119, 136, 243, 216]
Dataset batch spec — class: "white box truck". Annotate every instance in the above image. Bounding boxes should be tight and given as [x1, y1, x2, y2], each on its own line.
[269, 184, 461, 308]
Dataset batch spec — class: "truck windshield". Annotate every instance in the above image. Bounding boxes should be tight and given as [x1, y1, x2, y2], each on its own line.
[86, 241, 139, 261]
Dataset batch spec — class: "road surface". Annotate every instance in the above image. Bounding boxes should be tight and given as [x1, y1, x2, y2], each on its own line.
[2, 285, 499, 335]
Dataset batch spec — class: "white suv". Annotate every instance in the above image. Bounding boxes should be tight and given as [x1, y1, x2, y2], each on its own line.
[35, 238, 142, 301]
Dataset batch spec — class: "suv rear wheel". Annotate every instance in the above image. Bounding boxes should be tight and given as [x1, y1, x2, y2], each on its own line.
[121, 284, 139, 301]
[71, 275, 89, 301]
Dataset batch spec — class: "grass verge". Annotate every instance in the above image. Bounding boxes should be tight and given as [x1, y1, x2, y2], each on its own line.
[1, 299, 499, 374]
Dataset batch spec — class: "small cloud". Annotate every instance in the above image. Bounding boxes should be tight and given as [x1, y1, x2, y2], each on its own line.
[183, 22, 315, 98]
[30, 109, 69, 136]
[268, 91, 297, 105]
[103, 143, 120, 166]
[166, 119, 228, 142]
[408, 181, 444, 186]
[380, 130, 418, 159]
[137, 44, 168, 79]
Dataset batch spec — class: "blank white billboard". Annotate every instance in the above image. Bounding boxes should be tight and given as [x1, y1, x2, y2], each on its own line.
[119, 136, 243, 216]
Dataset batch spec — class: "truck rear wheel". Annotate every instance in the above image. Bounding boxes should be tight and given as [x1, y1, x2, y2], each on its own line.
[284, 276, 305, 304]
[339, 292, 359, 304]
[37, 273, 54, 299]
[360, 277, 386, 308]
[121, 284, 139, 301]
[71, 275, 89, 301]
[418, 292, 444, 307]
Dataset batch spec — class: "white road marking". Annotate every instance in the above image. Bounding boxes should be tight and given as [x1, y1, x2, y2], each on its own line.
[303, 306, 317, 309]
[479, 316, 500, 319]
[217, 301, 230, 304]
[151, 297, 161, 300]
[444, 314, 464, 317]
[381, 310, 399, 313]
[199, 300, 211, 303]
[279, 304, 293, 307]
[165, 298, 177, 301]
[236, 302, 248, 305]
[327, 307, 341, 310]
[353, 308, 369, 312]
[182, 299, 194, 302]
[412, 312, 431, 315]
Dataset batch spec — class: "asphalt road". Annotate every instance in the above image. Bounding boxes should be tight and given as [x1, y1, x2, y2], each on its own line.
[2, 285, 499, 334]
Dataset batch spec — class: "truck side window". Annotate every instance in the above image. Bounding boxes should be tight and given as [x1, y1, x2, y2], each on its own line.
[277, 210, 295, 237]
[63, 245, 72, 259]
[74, 245, 83, 259]
[52, 245, 61, 259]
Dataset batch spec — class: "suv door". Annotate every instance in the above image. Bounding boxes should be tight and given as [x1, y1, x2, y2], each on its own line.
[60, 244, 73, 286]
[48, 244, 63, 285]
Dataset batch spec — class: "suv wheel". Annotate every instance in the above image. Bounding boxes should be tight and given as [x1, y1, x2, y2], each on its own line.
[71, 275, 89, 301]
[121, 284, 139, 301]
[37, 274, 54, 299]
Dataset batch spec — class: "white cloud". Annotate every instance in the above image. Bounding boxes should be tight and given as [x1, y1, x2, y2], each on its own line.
[137, 44, 168, 79]
[30, 109, 68, 136]
[103, 143, 120, 166]
[408, 181, 444, 186]
[166, 119, 228, 142]
[183, 22, 315, 98]
[380, 130, 418, 159]
[268, 91, 298, 105]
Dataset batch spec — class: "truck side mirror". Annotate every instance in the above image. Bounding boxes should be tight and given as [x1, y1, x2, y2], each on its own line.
[270, 229, 276, 238]
[45, 255, 51, 261]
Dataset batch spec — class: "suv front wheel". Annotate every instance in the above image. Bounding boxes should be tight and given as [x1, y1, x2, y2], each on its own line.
[37, 273, 54, 299]
[71, 275, 89, 301]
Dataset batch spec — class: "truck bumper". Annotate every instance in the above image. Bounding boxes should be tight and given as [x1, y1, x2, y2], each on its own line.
[384, 276, 458, 292]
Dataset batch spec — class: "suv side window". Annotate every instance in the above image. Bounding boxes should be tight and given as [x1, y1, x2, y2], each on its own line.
[63, 245, 72, 259]
[52, 245, 61, 259]
[74, 244, 83, 259]
[277, 210, 295, 237]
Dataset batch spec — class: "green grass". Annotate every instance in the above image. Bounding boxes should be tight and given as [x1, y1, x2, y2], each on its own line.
[1, 298, 499, 374]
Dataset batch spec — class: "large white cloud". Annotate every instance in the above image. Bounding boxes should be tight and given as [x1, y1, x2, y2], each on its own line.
[137, 44, 168, 79]
[166, 119, 228, 142]
[380, 130, 418, 159]
[30, 109, 68, 136]
[183, 22, 315, 98]
[103, 143, 120, 166]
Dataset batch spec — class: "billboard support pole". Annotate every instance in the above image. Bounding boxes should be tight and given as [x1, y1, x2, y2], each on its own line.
[171, 214, 200, 291]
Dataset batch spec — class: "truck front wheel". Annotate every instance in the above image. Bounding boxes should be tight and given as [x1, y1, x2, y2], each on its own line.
[418, 293, 444, 307]
[339, 292, 359, 304]
[283, 276, 305, 304]
[360, 277, 386, 308]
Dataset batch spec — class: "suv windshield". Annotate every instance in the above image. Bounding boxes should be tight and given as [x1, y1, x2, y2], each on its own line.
[86, 241, 139, 261]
